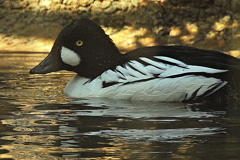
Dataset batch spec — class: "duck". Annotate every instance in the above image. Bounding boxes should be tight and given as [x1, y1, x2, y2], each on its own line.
[30, 18, 240, 103]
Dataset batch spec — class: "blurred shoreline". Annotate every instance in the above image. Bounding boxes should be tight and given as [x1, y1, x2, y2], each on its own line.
[1, 0, 240, 57]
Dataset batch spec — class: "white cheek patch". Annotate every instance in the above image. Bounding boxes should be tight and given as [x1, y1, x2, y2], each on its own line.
[61, 47, 81, 66]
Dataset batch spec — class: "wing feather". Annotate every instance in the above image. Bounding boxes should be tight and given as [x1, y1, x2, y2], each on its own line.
[97, 55, 228, 101]
[100, 56, 228, 85]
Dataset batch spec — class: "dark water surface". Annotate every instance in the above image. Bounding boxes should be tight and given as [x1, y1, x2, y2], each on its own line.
[0, 52, 240, 159]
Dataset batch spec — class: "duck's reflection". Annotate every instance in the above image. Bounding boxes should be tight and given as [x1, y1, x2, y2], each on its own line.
[69, 98, 224, 118]
[1, 99, 226, 159]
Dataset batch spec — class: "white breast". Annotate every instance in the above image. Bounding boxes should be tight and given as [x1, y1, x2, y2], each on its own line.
[63, 56, 228, 102]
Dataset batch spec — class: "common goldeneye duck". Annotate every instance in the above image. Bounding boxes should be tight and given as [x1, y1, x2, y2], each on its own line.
[30, 18, 240, 102]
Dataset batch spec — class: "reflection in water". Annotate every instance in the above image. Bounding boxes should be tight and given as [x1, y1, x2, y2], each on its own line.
[0, 99, 226, 159]
[0, 52, 239, 159]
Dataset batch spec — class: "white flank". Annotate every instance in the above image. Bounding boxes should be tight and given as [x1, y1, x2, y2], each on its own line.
[63, 57, 229, 102]
[64, 74, 227, 102]
[61, 47, 81, 66]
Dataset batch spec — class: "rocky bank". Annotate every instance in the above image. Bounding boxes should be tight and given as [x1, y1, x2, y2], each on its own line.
[1, 0, 240, 57]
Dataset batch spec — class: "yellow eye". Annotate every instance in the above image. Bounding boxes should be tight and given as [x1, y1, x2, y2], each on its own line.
[76, 40, 83, 46]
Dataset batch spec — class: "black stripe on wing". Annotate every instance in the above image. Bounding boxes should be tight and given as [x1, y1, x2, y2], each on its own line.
[102, 81, 119, 88]
[185, 86, 203, 101]
[182, 81, 227, 102]
[151, 56, 188, 69]
[136, 58, 164, 70]
[163, 72, 224, 79]
[122, 77, 156, 85]
[127, 63, 147, 75]
[102, 77, 156, 88]
[202, 82, 226, 97]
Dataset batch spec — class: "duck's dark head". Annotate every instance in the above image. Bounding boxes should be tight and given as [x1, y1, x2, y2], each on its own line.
[30, 18, 122, 78]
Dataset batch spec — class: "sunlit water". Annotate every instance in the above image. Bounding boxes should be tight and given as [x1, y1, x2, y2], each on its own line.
[0, 52, 240, 159]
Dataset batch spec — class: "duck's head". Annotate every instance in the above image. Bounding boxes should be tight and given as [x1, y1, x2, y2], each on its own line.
[30, 18, 122, 78]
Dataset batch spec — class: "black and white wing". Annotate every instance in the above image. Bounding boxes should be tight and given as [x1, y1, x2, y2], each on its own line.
[99, 56, 228, 101]
[99, 48, 231, 101]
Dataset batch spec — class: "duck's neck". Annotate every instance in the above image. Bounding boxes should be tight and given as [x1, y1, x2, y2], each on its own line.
[74, 47, 124, 79]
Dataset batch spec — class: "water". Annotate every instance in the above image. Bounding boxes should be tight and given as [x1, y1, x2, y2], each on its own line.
[0, 52, 240, 159]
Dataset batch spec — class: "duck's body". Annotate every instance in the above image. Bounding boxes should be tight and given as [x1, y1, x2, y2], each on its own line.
[64, 70, 226, 102]
[64, 46, 232, 102]
[30, 18, 240, 103]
